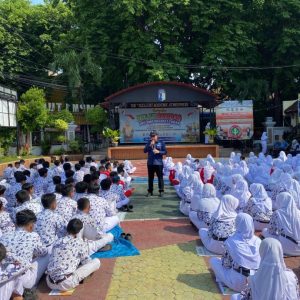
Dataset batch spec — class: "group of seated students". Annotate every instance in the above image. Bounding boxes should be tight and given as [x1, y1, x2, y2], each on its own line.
[0, 156, 136, 300]
[166, 151, 300, 300]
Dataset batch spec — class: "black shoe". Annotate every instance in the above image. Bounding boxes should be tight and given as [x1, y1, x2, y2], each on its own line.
[159, 192, 164, 197]
[146, 192, 153, 197]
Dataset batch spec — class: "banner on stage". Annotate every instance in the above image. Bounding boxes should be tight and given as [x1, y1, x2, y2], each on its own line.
[119, 107, 200, 143]
[216, 100, 253, 140]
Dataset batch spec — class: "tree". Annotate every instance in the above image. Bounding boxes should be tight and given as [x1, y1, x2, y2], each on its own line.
[18, 87, 49, 132]
[85, 106, 108, 134]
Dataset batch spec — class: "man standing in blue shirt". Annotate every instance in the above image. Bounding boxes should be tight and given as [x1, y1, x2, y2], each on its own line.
[144, 131, 167, 197]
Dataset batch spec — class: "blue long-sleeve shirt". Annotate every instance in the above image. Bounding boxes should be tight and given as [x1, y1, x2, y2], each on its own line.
[144, 140, 167, 166]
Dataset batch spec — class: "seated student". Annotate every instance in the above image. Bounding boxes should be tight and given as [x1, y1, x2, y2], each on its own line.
[231, 238, 300, 300]
[34, 168, 48, 197]
[199, 195, 239, 254]
[105, 163, 112, 174]
[244, 183, 272, 231]
[189, 183, 219, 229]
[0, 210, 49, 290]
[123, 160, 136, 174]
[110, 175, 132, 211]
[22, 183, 39, 203]
[210, 213, 261, 292]
[61, 163, 72, 184]
[279, 173, 300, 209]
[99, 179, 118, 212]
[65, 177, 75, 186]
[112, 160, 119, 172]
[99, 166, 108, 182]
[3, 164, 14, 183]
[90, 166, 97, 175]
[262, 192, 300, 256]
[72, 198, 114, 245]
[0, 200, 15, 235]
[51, 160, 63, 177]
[230, 180, 251, 212]
[90, 159, 98, 169]
[13, 162, 21, 173]
[63, 157, 73, 168]
[13, 190, 42, 222]
[74, 181, 88, 201]
[46, 219, 104, 291]
[86, 184, 119, 233]
[290, 139, 300, 156]
[54, 183, 64, 202]
[180, 173, 202, 216]
[47, 176, 61, 194]
[0, 243, 29, 300]
[27, 163, 38, 184]
[117, 165, 132, 190]
[79, 160, 89, 175]
[0, 185, 8, 209]
[83, 174, 92, 185]
[6, 173, 27, 211]
[56, 184, 77, 223]
[74, 164, 84, 183]
[35, 193, 65, 249]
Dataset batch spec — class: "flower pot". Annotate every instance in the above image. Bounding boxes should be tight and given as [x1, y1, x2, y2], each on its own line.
[111, 141, 119, 147]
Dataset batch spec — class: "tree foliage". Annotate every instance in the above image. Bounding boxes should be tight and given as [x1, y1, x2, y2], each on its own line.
[85, 106, 108, 133]
[1, 0, 300, 126]
[17, 87, 49, 132]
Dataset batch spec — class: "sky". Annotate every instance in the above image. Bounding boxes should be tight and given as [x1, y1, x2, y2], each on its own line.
[31, 0, 44, 4]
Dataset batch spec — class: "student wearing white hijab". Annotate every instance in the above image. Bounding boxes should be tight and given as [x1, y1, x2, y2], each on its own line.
[230, 180, 251, 212]
[266, 168, 283, 209]
[244, 183, 272, 231]
[189, 183, 219, 229]
[185, 154, 194, 165]
[173, 162, 183, 194]
[279, 173, 300, 209]
[163, 157, 175, 175]
[199, 195, 239, 254]
[262, 192, 300, 256]
[180, 173, 200, 216]
[279, 150, 287, 162]
[210, 213, 261, 292]
[178, 165, 193, 199]
[260, 132, 268, 154]
[206, 154, 216, 165]
[231, 238, 299, 300]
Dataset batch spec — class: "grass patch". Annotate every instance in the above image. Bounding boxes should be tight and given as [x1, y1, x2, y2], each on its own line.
[0, 155, 43, 164]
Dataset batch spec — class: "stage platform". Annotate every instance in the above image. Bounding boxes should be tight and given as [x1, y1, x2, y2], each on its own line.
[107, 144, 219, 160]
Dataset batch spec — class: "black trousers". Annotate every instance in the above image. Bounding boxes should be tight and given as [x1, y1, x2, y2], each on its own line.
[147, 164, 164, 193]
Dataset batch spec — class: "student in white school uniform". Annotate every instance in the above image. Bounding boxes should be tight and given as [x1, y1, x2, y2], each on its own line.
[74, 164, 85, 183]
[56, 184, 77, 223]
[180, 172, 202, 216]
[189, 183, 219, 229]
[34, 168, 49, 197]
[13, 190, 42, 222]
[210, 213, 261, 292]
[74, 181, 88, 201]
[244, 183, 272, 231]
[231, 238, 299, 300]
[0, 210, 49, 290]
[6, 173, 27, 212]
[199, 195, 239, 254]
[72, 197, 114, 246]
[262, 192, 300, 256]
[35, 193, 66, 250]
[0, 243, 28, 300]
[46, 219, 102, 291]
[86, 184, 119, 233]
[110, 176, 132, 210]
[230, 180, 251, 212]
[99, 179, 118, 213]
[0, 200, 15, 235]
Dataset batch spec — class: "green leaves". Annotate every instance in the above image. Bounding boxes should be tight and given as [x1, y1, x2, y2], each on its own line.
[17, 87, 49, 132]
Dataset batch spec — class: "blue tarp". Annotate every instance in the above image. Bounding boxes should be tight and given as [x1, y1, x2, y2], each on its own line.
[91, 225, 140, 259]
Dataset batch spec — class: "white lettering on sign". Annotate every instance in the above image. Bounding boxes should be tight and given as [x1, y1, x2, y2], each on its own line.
[46, 103, 95, 112]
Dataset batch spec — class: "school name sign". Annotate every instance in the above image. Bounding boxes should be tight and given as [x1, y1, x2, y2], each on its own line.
[46, 102, 95, 112]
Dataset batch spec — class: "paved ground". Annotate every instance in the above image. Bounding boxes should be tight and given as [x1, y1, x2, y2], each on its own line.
[37, 159, 300, 300]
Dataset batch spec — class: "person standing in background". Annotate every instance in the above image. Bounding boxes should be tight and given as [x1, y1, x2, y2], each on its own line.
[261, 132, 268, 154]
[144, 131, 167, 197]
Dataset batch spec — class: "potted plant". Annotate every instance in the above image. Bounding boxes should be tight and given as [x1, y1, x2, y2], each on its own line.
[102, 127, 120, 147]
[203, 128, 217, 144]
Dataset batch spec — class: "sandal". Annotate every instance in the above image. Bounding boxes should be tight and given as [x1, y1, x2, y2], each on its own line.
[120, 233, 126, 239]
[125, 233, 132, 242]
